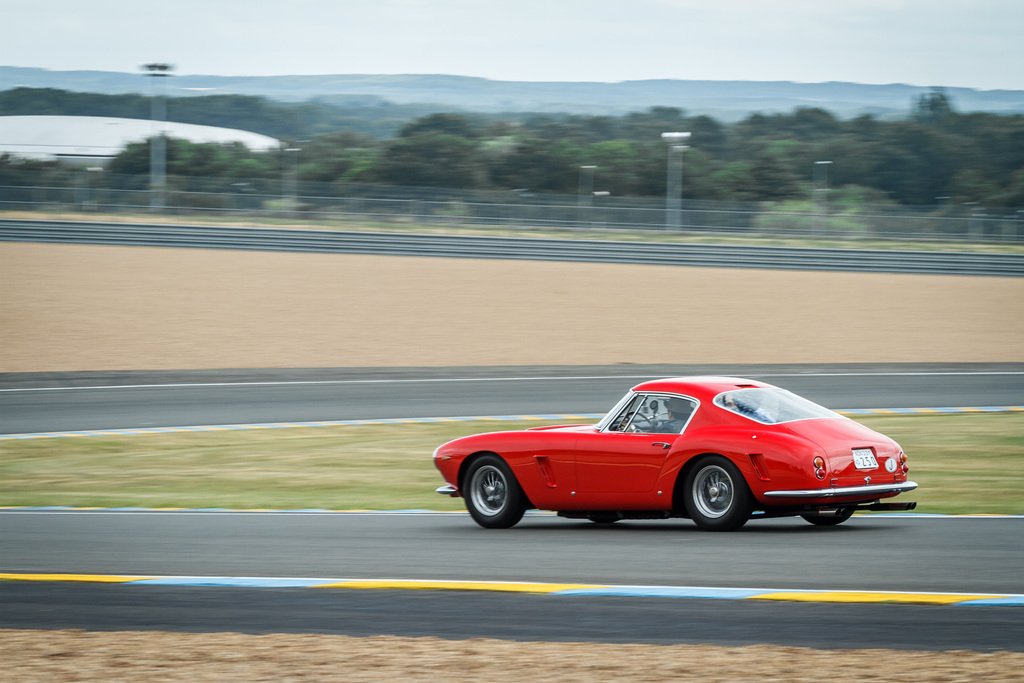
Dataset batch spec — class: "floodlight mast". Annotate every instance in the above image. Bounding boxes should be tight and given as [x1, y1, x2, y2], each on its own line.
[578, 165, 597, 208]
[814, 160, 833, 231]
[661, 132, 691, 230]
[142, 63, 174, 210]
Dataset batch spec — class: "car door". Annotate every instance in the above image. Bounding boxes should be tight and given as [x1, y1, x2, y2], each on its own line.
[575, 393, 696, 494]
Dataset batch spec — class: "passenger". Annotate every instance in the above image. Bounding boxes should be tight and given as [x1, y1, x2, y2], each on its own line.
[722, 392, 774, 422]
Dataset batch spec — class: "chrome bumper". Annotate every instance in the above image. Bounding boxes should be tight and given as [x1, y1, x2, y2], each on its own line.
[763, 481, 918, 499]
[436, 484, 459, 496]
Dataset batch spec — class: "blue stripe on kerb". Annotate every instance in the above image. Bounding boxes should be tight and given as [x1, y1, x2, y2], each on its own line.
[956, 596, 1024, 606]
[135, 577, 332, 588]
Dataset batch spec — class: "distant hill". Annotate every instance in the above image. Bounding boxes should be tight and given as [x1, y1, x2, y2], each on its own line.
[2, 66, 1024, 120]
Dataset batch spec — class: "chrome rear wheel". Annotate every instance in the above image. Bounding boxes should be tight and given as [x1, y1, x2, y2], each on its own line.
[684, 456, 753, 531]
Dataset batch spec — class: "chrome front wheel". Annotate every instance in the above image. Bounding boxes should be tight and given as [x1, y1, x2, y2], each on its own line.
[464, 455, 526, 529]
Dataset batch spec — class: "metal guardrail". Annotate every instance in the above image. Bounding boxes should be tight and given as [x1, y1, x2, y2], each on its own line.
[4, 176, 1024, 243]
[2, 218, 1022, 277]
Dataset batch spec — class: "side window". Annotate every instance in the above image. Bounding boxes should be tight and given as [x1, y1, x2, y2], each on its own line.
[607, 394, 645, 432]
[644, 395, 697, 434]
[609, 394, 697, 434]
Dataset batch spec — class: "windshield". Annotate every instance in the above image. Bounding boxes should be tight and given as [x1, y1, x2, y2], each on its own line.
[714, 388, 839, 424]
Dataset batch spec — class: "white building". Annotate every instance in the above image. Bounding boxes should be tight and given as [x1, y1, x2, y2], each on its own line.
[0, 115, 281, 166]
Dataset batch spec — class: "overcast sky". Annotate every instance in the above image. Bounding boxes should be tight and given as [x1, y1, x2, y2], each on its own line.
[4, 0, 1022, 90]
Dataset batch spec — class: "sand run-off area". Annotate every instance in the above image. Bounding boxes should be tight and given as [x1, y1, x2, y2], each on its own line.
[3, 631, 1024, 682]
[1, 241, 1022, 372]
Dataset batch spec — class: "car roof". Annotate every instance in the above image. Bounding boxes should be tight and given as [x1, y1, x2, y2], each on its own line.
[630, 376, 777, 399]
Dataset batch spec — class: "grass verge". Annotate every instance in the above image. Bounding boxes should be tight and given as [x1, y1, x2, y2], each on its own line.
[1, 414, 1022, 513]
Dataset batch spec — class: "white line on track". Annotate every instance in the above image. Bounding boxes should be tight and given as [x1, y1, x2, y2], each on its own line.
[3, 370, 1023, 392]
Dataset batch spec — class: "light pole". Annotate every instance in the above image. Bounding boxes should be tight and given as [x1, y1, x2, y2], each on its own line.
[661, 132, 690, 229]
[592, 190, 610, 229]
[142, 63, 173, 210]
[813, 160, 832, 232]
[578, 165, 597, 208]
[283, 146, 302, 214]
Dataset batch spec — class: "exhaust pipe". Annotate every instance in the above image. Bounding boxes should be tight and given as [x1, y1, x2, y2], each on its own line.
[864, 501, 917, 511]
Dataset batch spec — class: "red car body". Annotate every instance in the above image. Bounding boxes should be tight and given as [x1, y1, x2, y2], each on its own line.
[433, 376, 917, 531]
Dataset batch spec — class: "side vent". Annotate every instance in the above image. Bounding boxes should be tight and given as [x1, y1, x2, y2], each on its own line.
[748, 453, 771, 481]
[534, 455, 557, 488]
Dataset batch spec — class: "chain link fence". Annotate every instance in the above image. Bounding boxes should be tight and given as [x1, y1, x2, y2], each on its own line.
[1, 170, 1021, 243]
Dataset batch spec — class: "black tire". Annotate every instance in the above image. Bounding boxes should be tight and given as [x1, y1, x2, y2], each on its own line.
[463, 455, 527, 529]
[683, 455, 754, 531]
[801, 509, 855, 526]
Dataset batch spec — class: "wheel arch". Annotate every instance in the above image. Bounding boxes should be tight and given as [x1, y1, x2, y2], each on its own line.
[672, 452, 753, 514]
[458, 450, 535, 509]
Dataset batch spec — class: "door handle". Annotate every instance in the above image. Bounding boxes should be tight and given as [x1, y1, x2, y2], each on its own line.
[652, 442, 671, 449]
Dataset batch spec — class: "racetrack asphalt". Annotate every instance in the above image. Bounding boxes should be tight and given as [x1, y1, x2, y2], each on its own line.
[2, 362, 1023, 434]
[3, 582, 1023, 651]
[2, 512, 1023, 650]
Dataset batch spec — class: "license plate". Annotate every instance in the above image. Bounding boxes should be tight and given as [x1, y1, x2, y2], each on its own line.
[852, 448, 878, 469]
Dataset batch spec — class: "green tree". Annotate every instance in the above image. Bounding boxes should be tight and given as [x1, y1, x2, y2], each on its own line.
[746, 148, 801, 201]
[399, 113, 480, 139]
[913, 87, 954, 126]
[490, 137, 578, 192]
[295, 131, 379, 183]
[375, 133, 482, 188]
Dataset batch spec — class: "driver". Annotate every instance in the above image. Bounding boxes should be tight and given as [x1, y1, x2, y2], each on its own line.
[656, 398, 693, 433]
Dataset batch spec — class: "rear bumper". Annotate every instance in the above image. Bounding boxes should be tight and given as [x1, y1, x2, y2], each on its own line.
[436, 484, 459, 497]
[763, 480, 918, 499]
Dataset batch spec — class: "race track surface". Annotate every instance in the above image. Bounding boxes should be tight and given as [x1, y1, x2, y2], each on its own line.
[2, 362, 1023, 434]
[2, 512, 1023, 650]
[4, 583, 1023, 651]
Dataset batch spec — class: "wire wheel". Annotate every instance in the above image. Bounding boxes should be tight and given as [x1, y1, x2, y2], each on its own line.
[684, 456, 753, 531]
[463, 455, 527, 529]
[469, 465, 508, 517]
[692, 465, 735, 519]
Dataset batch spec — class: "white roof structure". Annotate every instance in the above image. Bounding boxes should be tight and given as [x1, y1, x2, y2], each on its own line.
[0, 115, 281, 165]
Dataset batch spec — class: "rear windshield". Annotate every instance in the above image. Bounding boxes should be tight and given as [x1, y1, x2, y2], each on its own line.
[714, 388, 839, 424]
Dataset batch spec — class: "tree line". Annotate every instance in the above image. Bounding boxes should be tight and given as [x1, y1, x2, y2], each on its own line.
[2, 87, 1023, 208]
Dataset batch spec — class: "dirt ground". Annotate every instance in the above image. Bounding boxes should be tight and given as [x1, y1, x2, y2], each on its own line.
[1, 241, 1022, 372]
[3, 630, 1023, 682]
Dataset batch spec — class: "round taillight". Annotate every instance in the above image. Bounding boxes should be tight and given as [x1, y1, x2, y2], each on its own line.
[813, 456, 825, 469]
[902, 464, 910, 474]
[815, 468, 826, 480]
[900, 452, 908, 464]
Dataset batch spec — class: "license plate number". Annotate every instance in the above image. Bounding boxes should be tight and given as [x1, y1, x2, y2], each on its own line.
[852, 448, 878, 469]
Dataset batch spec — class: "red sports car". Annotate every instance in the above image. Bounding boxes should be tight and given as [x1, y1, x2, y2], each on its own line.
[433, 376, 917, 531]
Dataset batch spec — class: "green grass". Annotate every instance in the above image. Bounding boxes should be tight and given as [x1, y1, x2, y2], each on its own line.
[855, 413, 1024, 515]
[2, 414, 1022, 514]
